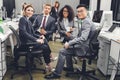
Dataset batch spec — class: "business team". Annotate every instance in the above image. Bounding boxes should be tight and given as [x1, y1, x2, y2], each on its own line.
[18, 2, 95, 79]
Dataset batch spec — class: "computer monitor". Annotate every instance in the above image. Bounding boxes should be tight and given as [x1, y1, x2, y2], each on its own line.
[92, 10, 103, 23]
[108, 24, 117, 32]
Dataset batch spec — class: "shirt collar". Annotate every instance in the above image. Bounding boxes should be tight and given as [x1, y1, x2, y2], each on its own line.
[43, 14, 49, 18]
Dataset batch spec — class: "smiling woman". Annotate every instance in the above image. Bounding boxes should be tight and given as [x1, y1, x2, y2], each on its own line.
[23, 4, 34, 18]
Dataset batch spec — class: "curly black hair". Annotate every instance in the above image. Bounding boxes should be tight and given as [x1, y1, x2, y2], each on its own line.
[58, 5, 74, 22]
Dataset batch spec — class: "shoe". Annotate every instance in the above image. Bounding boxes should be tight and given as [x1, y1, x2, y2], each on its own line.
[45, 65, 52, 72]
[50, 57, 58, 61]
[63, 67, 74, 72]
[44, 73, 60, 79]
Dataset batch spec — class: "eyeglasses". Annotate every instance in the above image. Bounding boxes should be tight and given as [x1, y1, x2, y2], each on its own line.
[77, 10, 84, 13]
[63, 10, 68, 13]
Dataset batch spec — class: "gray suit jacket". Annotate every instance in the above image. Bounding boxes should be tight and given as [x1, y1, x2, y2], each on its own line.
[68, 17, 96, 56]
[57, 19, 74, 36]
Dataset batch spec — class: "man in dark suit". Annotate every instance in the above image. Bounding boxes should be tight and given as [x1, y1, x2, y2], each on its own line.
[44, 4, 96, 79]
[33, 4, 56, 41]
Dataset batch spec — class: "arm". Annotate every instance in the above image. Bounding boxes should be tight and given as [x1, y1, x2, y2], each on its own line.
[45, 19, 56, 35]
[68, 22, 91, 46]
[19, 17, 38, 42]
[32, 16, 40, 32]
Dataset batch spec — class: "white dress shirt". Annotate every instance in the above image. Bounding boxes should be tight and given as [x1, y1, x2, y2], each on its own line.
[40, 14, 49, 28]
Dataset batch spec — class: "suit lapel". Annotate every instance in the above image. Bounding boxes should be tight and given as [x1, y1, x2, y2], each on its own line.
[39, 15, 43, 26]
[60, 20, 66, 30]
[45, 16, 51, 28]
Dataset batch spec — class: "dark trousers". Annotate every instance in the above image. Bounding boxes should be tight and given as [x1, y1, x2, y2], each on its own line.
[14, 43, 51, 65]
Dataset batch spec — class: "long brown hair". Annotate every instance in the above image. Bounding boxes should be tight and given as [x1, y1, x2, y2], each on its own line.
[23, 4, 34, 16]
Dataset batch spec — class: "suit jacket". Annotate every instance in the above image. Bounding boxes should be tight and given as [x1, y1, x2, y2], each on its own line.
[57, 19, 74, 35]
[50, 7, 58, 22]
[57, 19, 74, 41]
[33, 14, 55, 41]
[68, 17, 96, 56]
[19, 16, 39, 44]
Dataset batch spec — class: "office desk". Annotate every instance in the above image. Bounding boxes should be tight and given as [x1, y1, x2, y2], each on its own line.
[109, 40, 120, 80]
[97, 27, 120, 76]
[0, 21, 18, 79]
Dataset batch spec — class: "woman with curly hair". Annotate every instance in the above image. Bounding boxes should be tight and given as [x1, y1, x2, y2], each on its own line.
[57, 5, 75, 43]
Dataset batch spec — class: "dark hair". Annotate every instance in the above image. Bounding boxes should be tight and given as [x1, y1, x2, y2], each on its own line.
[59, 5, 74, 22]
[54, 1, 60, 9]
[76, 4, 88, 10]
[44, 3, 51, 8]
[22, 2, 27, 10]
[24, 4, 34, 11]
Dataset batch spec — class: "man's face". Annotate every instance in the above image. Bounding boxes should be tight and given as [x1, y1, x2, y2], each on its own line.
[77, 7, 87, 19]
[43, 5, 51, 15]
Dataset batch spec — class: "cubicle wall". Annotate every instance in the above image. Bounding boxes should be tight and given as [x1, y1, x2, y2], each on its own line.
[0, 0, 3, 8]
[15, 0, 79, 14]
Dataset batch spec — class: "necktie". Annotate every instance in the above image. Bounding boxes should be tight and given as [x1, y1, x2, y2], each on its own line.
[42, 16, 46, 29]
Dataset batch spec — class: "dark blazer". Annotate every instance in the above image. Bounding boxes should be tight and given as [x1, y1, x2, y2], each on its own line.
[33, 14, 55, 41]
[19, 16, 39, 44]
[50, 7, 59, 22]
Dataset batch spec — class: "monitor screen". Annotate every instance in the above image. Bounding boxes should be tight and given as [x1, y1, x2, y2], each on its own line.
[108, 24, 117, 32]
[92, 10, 103, 23]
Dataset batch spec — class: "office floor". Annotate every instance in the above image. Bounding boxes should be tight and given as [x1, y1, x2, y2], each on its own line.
[2, 41, 120, 80]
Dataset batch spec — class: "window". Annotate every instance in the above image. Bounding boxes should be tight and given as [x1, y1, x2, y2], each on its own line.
[111, 0, 120, 21]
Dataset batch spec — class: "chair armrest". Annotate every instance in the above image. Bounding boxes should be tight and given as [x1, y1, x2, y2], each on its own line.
[21, 42, 39, 51]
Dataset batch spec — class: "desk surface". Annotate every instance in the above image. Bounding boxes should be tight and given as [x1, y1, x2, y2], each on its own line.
[110, 40, 120, 62]
[99, 27, 120, 41]
[0, 21, 18, 42]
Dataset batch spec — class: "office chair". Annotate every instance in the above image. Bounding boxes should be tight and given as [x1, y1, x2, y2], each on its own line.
[66, 29, 100, 80]
[9, 26, 46, 80]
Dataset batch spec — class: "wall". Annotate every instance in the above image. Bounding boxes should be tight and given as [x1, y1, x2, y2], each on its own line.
[15, 0, 50, 14]
[15, 0, 79, 14]
[0, 0, 3, 8]
[89, 0, 97, 11]
[100, 0, 112, 11]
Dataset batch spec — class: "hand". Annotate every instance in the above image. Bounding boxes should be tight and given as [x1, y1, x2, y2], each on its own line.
[40, 35, 45, 39]
[64, 42, 69, 49]
[70, 27, 74, 32]
[40, 28, 47, 35]
[66, 32, 71, 37]
[36, 39, 44, 44]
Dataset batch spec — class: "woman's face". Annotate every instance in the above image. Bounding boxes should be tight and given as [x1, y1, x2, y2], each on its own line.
[24, 7, 34, 17]
[63, 8, 69, 18]
[55, 3, 59, 8]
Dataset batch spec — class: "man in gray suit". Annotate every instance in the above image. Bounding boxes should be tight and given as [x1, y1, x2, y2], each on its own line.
[33, 4, 55, 41]
[45, 4, 96, 79]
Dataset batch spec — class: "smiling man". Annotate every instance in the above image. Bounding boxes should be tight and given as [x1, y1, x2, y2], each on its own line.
[44, 4, 96, 79]
[33, 4, 55, 41]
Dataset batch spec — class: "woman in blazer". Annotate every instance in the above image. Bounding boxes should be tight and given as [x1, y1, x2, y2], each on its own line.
[50, 1, 60, 22]
[19, 4, 52, 71]
[57, 5, 75, 43]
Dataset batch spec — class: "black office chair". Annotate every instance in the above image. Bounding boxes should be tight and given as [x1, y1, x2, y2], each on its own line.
[66, 29, 100, 80]
[9, 26, 46, 80]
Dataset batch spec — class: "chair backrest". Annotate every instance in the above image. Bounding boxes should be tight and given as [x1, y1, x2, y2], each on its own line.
[9, 25, 21, 48]
[87, 28, 101, 58]
[86, 28, 101, 64]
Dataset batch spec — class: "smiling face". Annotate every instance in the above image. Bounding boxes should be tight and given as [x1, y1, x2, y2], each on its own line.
[24, 6, 34, 18]
[43, 5, 51, 15]
[63, 8, 69, 18]
[77, 7, 87, 19]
